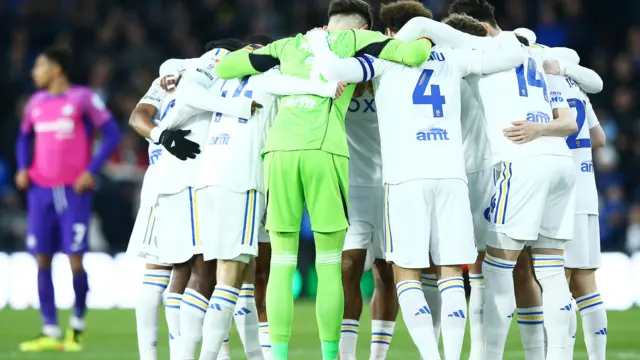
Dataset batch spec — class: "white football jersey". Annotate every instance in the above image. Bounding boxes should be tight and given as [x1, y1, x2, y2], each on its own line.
[468, 47, 571, 165]
[196, 72, 278, 193]
[557, 76, 599, 215]
[137, 78, 170, 206]
[460, 80, 491, 174]
[346, 91, 382, 187]
[371, 46, 490, 184]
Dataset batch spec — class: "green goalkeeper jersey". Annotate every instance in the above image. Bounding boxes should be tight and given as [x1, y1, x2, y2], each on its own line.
[216, 29, 432, 157]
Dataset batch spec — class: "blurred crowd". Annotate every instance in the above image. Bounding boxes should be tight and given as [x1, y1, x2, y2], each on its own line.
[0, 0, 639, 254]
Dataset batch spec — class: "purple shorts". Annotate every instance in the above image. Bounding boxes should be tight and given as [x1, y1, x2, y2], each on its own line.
[26, 184, 93, 255]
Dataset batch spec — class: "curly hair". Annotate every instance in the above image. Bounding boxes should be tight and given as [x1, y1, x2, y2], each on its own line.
[442, 13, 487, 37]
[380, 0, 433, 33]
[448, 0, 498, 28]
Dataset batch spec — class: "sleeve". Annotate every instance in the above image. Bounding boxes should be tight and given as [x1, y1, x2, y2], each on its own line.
[563, 63, 603, 94]
[216, 39, 289, 79]
[138, 78, 169, 110]
[83, 89, 113, 127]
[356, 34, 432, 67]
[259, 69, 337, 98]
[159, 58, 189, 78]
[394, 17, 496, 50]
[180, 57, 218, 90]
[546, 74, 570, 110]
[585, 96, 599, 129]
[454, 33, 527, 77]
[542, 47, 579, 65]
[88, 121, 121, 174]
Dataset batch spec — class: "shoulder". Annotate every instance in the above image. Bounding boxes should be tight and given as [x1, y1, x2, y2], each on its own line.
[72, 85, 107, 110]
[26, 90, 48, 106]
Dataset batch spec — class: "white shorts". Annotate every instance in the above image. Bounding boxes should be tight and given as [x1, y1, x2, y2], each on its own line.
[467, 169, 495, 252]
[565, 214, 601, 269]
[384, 179, 477, 269]
[344, 186, 385, 269]
[487, 156, 575, 243]
[155, 188, 202, 264]
[126, 205, 170, 266]
[197, 186, 266, 262]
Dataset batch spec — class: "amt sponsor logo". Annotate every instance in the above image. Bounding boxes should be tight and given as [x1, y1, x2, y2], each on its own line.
[209, 133, 230, 145]
[526, 111, 551, 124]
[416, 127, 449, 141]
[581, 160, 593, 173]
[148, 149, 163, 165]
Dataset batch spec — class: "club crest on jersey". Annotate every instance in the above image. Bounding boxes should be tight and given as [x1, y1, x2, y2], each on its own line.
[209, 133, 230, 146]
[416, 127, 449, 141]
[348, 98, 375, 113]
[525, 111, 551, 124]
[427, 51, 445, 62]
[581, 160, 593, 173]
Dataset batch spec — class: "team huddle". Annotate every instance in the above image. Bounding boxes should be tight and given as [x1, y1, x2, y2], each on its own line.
[17, 0, 608, 359]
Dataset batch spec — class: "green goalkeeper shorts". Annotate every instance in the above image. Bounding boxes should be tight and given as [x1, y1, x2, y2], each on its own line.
[263, 150, 349, 233]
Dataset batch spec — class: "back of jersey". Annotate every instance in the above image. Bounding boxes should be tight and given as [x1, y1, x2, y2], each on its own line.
[469, 46, 569, 164]
[374, 46, 466, 185]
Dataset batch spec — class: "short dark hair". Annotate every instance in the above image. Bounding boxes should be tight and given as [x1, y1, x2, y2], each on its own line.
[448, 0, 498, 28]
[328, 0, 374, 29]
[204, 38, 244, 52]
[515, 34, 529, 46]
[442, 13, 487, 37]
[380, 0, 433, 33]
[41, 46, 73, 75]
[246, 34, 273, 46]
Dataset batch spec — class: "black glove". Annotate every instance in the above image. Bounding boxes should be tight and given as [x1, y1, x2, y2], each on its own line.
[158, 129, 201, 161]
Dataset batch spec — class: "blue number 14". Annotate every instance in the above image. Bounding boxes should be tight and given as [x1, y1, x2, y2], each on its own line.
[412, 69, 446, 118]
[214, 77, 253, 123]
[515, 57, 548, 102]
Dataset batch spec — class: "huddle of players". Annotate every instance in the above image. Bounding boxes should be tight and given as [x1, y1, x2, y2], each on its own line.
[125, 1, 608, 360]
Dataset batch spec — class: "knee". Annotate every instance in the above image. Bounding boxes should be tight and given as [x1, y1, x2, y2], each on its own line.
[373, 260, 395, 288]
[36, 254, 53, 270]
[569, 270, 598, 297]
[67, 255, 85, 275]
[341, 255, 363, 283]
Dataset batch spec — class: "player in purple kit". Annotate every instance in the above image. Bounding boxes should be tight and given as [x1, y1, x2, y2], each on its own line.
[15, 46, 121, 352]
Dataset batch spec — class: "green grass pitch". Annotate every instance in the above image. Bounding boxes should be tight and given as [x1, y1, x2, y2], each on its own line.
[1, 303, 639, 359]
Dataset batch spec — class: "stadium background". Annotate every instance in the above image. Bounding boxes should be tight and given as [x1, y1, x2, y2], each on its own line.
[1, 0, 640, 358]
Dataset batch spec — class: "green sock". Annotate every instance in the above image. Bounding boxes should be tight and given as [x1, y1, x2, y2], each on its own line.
[267, 231, 299, 360]
[314, 229, 347, 360]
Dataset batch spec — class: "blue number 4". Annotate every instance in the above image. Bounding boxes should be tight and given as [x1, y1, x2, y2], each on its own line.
[515, 58, 548, 102]
[160, 98, 176, 121]
[566, 98, 588, 149]
[214, 77, 253, 123]
[412, 69, 446, 118]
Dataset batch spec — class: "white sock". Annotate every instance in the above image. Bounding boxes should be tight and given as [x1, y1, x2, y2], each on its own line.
[339, 319, 359, 360]
[136, 269, 170, 360]
[42, 324, 62, 339]
[258, 322, 272, 360]
[421, 274, 441, 343]
[396, 280, 440, 360]
[482, 254, 517, 359]
[370, 320, 394, 360]
[468, 273, 485, 360]
[516, 306, 545, 360]
[199, 285, 240, 360]
[180, 288, 209, 360]
[234, 284, 263, 359]
[218, 336, 231, 360]
[69, 315, 86, 332]
[532, 254, 571, 359]
[165, 292, 182, 360]
[438, 277, 467, 360]
[576, 292, 607, 360]
[567, 298, 577, 358]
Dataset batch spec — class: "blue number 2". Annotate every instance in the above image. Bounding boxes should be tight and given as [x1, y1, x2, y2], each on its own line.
[412, 69, 446, 118]
[565, 98, 588, 149]
[214, 76, 253, 123]
[515, 58, 548, 102]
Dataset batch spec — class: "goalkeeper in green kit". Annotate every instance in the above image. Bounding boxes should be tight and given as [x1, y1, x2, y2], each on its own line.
[215, 1, 432, 358]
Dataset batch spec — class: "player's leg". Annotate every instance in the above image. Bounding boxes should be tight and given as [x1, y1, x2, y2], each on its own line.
[431, 179, 477, 360]
[467, 253, 485, 360]
[513, 249, 545, 360]
[420, 267, 440, 343]
[369, 259, 398, 360]
[339, 220, 370, 360]
[232, 259, 262, 359]
[300, 150, 351, 360]
[58, 186, 93, 352]
[384, 180, 440, 360]
[263, 151, 305, 360]
[566, 215, 607, 360]
[255, 239, 272, 359]
[166, 261, 190, 359]
[20, 185, 64, 352]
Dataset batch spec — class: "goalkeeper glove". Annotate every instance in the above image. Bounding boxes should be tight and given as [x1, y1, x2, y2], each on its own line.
[158, 129, 201, 161]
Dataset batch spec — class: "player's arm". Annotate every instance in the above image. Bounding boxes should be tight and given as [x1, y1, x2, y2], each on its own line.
[215, 39, 288, 79]
[545, 75, 579, 137]
[457, 32, 527, 76]
[129, 79, 166, 142]
[543, 60, 603, 94]
[81, 90, 122, 174]
[15, 96, 36, 188]
[259, 69, 343, 98]
[353, 30, 431, 67]
[585, 96, 606, 148]
[395, 17, 495, 50]
[542, 47, 580, 64]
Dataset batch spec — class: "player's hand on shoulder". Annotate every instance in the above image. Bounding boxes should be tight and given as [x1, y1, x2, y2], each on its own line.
[73, 171, 95, 193]
[503, 120, 544, 144]
[251, 101, 263, 115]
[305, 28, 329, 43]
[159, 129, 201, 161]
[15, 169, 29, 190]
[543, 60, 561, 75]
[335, 82, 347, 99]
[160, 75, 180, 92]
